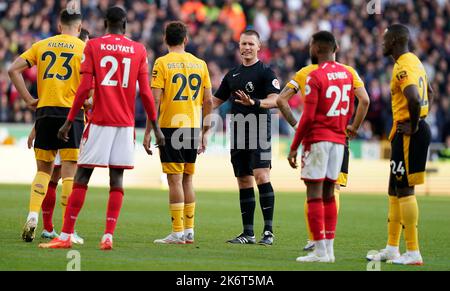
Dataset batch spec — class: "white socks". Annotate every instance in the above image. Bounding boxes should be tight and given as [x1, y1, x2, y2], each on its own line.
[325, 239, 334, 257]
[315, 240, 327, 257]
[27, 212, 38, 224]
[386, 245, 399, 253]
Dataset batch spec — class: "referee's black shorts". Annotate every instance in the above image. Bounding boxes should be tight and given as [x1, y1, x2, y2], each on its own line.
[230, 147, 272, 177]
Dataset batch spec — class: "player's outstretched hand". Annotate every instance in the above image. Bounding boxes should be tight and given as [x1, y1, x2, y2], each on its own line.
[288, 149, 298, 169]
[57, 120, 72, 142]
[396, 121, 418, 136]
[346, 124, 358, 140]
[27, 127, 36, 149]
[26, 99, 38, 111]
[143, 131, 153, 155]
[234, 90, 255, 106]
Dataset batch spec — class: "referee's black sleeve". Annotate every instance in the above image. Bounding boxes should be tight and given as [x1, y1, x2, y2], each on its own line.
[214, 73, 231, 101]
[263, 67, 281, 96]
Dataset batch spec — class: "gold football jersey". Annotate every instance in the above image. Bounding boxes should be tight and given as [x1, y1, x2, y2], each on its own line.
[390, 52, 429, 123]
[20, 34, 85, 109]
[152, 52, 211, 128]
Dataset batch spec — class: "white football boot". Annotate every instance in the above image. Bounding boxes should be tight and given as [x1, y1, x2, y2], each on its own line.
[154, 232, 185, 244]
[296, 250, 331, 263]
[387, 251, 423, 265]
[366, 248, 400, 262]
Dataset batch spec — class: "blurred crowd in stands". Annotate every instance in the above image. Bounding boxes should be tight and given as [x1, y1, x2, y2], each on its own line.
[0, 0, 449, 149]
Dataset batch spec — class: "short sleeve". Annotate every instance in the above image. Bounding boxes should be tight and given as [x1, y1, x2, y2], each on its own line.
[80, 42, 94, 75]
[287, 68, 308, 94]
[396, 64, 419, 92]
[151, 58, 165, 89]
[214, 73, 231, 101]
[20, 43, 38, 67]
[263, 67, 281, 95]
[203, 61, 212, 89]
[303, 73, 320, 104]
[286, 70, 301, 92]
[347, 66, 364, 89]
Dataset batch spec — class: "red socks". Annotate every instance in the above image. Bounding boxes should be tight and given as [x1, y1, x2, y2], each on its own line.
[62, 184, 88, 234]
[42, 181, 57, 232]
[105, 187, 124, 235]
[307, 198, 325, 241]
[307, 196, 338, 241]
[324, 196, 337, 240]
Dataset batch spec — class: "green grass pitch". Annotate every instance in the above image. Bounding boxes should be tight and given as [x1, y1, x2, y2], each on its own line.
[0, 183, 449, 271]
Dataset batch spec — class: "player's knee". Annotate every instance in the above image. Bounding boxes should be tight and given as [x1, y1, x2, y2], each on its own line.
[74, 167, 93, 185]
[253, 169, 270, 185]
[323, 181, 335, 199]
[182, 174, 193, 186]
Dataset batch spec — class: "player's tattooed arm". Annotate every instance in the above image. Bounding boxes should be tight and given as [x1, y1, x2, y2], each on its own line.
[8, 57, 38, 110]
[276, 86, 298, 128]
[212, 96, 225, 109]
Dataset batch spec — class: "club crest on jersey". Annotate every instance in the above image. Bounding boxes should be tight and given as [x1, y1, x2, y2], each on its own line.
[245, 81, 255, 93]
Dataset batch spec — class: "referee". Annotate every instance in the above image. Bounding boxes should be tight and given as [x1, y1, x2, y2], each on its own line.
[213, 30, 280, 245]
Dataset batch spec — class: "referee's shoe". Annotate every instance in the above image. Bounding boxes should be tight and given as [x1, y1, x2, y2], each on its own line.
[227, 233, 256, 244]
[258, 231, 274, 246]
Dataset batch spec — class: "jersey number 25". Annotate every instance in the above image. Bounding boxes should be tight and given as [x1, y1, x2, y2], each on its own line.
[326, 84, 351, 117]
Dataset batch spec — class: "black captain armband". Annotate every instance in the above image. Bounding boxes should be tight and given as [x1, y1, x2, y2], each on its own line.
[253, 98, 261, 109]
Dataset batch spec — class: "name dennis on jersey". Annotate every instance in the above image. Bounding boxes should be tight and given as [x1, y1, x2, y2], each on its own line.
[100, 44, 135, 54]
[327, 72, 349, 81]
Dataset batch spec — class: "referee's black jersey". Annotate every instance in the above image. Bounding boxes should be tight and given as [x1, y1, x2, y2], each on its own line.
[215, 61, 280, 115]
[215, 61, 280, 147]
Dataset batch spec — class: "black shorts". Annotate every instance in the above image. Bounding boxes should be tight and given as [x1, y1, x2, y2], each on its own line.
[389, 119, 431, 188]
[34, 117, 84, 150]
[159, 128, 199, 175]
[230, 148, 272, 177]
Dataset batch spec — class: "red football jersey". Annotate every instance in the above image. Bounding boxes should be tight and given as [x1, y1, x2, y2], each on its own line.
[68, 34, 156, 126]
[291, 61, 354, 150]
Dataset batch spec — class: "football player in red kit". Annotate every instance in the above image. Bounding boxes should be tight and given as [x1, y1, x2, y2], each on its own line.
[39, 6, 164, 250]
[288, 31, 366, 263]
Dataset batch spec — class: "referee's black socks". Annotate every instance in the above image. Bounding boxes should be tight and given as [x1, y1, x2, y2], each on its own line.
[258, 182, 275, 233]
[239, 187, 256, 236]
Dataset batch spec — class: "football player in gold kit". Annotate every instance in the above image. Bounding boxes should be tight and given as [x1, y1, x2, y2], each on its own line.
[366, 24, 433, 265]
